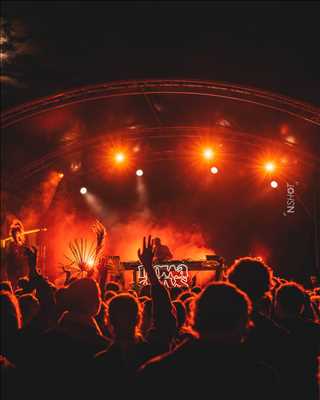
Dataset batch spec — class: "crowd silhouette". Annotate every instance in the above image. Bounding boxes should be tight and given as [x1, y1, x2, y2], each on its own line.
[1, 235, 319, 400]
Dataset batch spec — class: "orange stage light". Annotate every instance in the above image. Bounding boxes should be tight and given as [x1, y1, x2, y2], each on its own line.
[80, 187, 87, 194]
[264, 161, 276, 173]
[115, 152, 125, 163]
[203, 148, 214, 160]
[136, 169, 143, 176]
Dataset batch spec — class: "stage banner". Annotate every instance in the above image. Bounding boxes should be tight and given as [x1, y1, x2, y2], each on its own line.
[137, 263, 189, 288]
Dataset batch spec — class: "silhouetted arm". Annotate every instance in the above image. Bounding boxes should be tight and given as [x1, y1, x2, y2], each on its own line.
[138, 236, 176, 351]
[62, 267, 72, 286]
[25, 246, 56, 328]
[97, 263, 109, 300]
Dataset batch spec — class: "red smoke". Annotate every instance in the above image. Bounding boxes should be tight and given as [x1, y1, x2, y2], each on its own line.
[6, 178, 215, 284]
[20, 171, 62, 228]
[45, 207, 214, 281]
[108, 212, 214, 261]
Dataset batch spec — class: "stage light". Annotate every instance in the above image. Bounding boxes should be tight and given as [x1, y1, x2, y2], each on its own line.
[203, 148, 214, 160]
[58, 172, 64, 179]
[0, 34, 8, 45]
[270, 180, 278, 189]
[87, 258, 95, 268]
[115, 152, 125, 164]
[217, 119, 231, 128]
[285, 135, 296, 145]
[0, 51, 9, 63]
[264, 161, 276, 173]
[136, 169, 144, 177]
[70, 161, 81, 172]
[210, 166, 219, 174]
[133, 145, 140, 153]
[80, 187, 87, 195]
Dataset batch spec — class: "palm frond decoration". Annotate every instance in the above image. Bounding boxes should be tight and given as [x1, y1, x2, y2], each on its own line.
[61, 220, 107, 277]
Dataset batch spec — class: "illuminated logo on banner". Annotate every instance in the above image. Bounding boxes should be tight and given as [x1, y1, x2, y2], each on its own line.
[137, 264, 189, 288]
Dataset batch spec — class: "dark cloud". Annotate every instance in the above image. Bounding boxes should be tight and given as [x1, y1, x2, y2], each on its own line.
[0, 74, 25, 87]
[0, 17, 35, 89]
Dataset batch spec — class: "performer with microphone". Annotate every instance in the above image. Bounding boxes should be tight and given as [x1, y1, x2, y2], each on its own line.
[2, 219, 28, 287]
[1, 219, 47, 287]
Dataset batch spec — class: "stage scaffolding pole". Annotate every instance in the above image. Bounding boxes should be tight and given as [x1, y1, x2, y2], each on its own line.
[313, 170, 320, 280]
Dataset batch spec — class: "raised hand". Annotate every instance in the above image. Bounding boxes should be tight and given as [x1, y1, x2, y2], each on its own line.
[92, 220, 106, 243]
[24, 246, 38, 275]
[92, 220, 107, 258]
[138, 236, 154, 271]
[61, 265, 72, 286]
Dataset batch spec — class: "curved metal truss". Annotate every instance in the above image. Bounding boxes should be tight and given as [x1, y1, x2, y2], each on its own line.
[1, 79, 320, 128]
[6, 125, 320, 186]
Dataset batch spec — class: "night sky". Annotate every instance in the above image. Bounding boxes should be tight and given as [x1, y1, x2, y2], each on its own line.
[1, 1, 320, 108]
